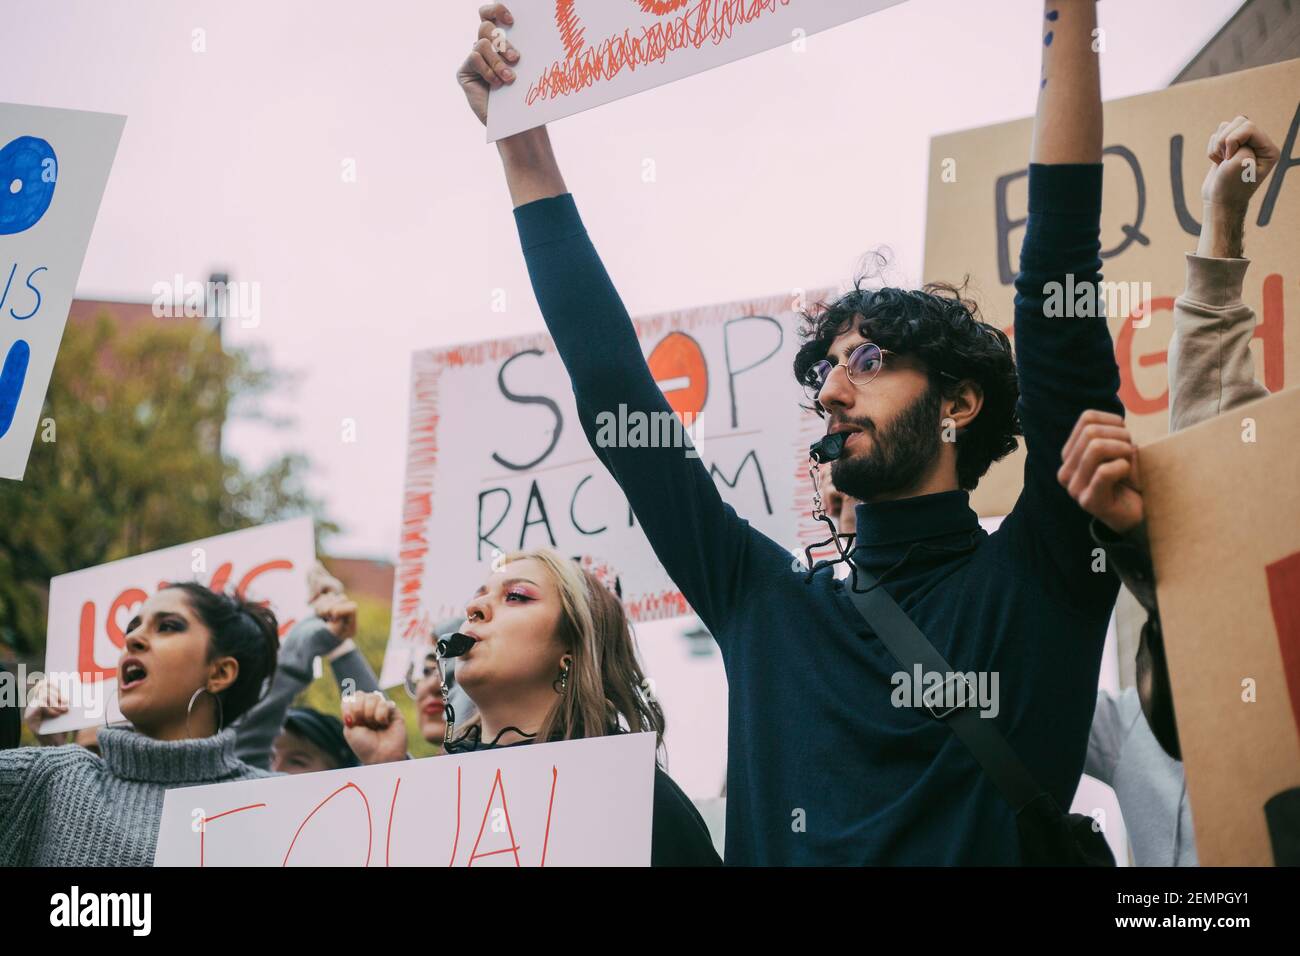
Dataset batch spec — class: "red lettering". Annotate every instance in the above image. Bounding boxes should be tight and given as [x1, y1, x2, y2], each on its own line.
[283, 782, 373, 867]
[1258, 273, 1285, 392]
[208, 562, 234, 594]
[199, 803, 266, 867]
[385, 778, 401, 867]
[237, 559, 297, 636]
[1115, 297, 1172, 415]
[448, 766, 462, 867]
[237, 558, 293, 596]
[468, 769, 521, 867]
[76, 601, 115, 681]
[77, 587, 146, 679]
[540, 767, 559, 868]
[106, 588, 147, 649]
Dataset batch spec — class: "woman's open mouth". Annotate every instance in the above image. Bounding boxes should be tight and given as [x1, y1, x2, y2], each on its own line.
[119, 658, 148, 691]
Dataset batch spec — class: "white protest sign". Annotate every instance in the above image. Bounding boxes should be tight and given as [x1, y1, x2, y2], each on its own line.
[382, 288, 831, 687]
[485, 0, 907, 141]
[1, 102, 124, 479]
[155, 732, 656, 866]
[41, 516, 316, 734]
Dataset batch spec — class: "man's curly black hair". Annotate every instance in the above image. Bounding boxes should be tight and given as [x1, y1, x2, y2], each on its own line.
[793, 272, 1022, 491]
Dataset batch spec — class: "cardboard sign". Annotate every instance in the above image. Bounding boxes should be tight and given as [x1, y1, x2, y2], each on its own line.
[0, 102, 124, 480]
[923, 59, 1300, 517]
[40, 517, 315, 734]
[383, 288, 831, 687]
[485, 0, 906, 141]
[155, 732, 656, 866]
[1142, 387, 1300, 866]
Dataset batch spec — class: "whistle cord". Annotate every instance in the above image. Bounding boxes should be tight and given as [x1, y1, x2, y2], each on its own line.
[443, 723, 538, 754]
[804, 514, 981, 598]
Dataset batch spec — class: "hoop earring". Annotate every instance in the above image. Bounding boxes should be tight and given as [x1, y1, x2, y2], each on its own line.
[552, 661, 570, 695]
[103, 682, 118, 730]
[185, 686, 224, 739]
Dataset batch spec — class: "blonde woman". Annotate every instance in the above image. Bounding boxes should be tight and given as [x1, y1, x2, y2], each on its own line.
[344, 548, 720, 866]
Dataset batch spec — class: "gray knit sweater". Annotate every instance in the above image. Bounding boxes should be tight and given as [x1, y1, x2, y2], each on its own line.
[0, 726, 272, 866]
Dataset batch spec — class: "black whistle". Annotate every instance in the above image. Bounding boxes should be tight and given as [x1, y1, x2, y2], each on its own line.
[809, 432, 846, 464]
[436, 632, 476, 659]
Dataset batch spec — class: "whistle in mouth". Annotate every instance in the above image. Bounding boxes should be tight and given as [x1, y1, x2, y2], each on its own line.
[436, 632, 476, 659]
[809, 431, 847, 464]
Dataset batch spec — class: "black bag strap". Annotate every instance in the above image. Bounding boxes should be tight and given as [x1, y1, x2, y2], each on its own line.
[842, 559, 1047, 813]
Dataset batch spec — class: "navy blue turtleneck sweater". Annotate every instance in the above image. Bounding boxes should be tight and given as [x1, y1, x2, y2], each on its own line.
[514, 164, 1122, 864]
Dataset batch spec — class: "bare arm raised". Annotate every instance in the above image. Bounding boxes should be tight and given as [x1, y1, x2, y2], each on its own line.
[458, 4, 567, 207]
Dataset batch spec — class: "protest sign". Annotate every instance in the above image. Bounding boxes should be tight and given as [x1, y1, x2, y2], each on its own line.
[924, 58, 1299, 518]
[41, 516, 315, 734]
[383, 288, 831, 687]
[1142, 387, 1300, 866]
[155, 732, 656, 866]
[0, 102, 124, 479]
[485, 0, 907, 141]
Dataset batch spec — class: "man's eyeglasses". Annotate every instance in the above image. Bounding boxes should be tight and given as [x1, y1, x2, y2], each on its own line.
[804, 342, 895, 398]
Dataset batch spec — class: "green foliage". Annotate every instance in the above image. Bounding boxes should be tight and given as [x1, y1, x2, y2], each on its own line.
[0, 308, 335, 660]
[296, 594, 440, 759]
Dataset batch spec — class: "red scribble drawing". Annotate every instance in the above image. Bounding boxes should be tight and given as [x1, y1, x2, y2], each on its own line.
[395, 351, 442, 644]
[198, 803, 266, 867]
[468, 769, 522, 867]
[1266, 550, 1300, 740]
[282, 782, 373, 867]
[532, 0, 792, 104]
[623, 588, 692, 620]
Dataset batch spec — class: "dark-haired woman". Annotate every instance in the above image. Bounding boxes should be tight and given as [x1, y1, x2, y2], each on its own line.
[0, 583, 279, 866]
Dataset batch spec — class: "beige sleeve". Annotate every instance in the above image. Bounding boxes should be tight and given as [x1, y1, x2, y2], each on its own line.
[1167, 253, 1271, 433]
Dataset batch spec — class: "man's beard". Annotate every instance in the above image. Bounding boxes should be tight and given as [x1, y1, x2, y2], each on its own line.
[830, 384, 943, 501]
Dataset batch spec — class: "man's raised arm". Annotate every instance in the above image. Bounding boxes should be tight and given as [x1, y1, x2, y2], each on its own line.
[1004, 0, 1123, 607]
[457, 4, 754, 631]
[1030, 0, 1101, 165]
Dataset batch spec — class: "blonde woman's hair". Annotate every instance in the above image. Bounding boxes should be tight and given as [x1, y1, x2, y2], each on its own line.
[453, 548, 665, 754]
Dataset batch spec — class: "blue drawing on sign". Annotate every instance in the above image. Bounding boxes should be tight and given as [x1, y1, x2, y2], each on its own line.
[0, 136, 58, 236]
[0, 340, 31, 438]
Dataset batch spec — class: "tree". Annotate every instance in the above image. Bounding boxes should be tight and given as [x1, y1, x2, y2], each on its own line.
[0, 307, 336, 660]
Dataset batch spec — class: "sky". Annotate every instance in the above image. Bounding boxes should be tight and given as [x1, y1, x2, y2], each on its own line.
[4, 0, 1243, 560]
